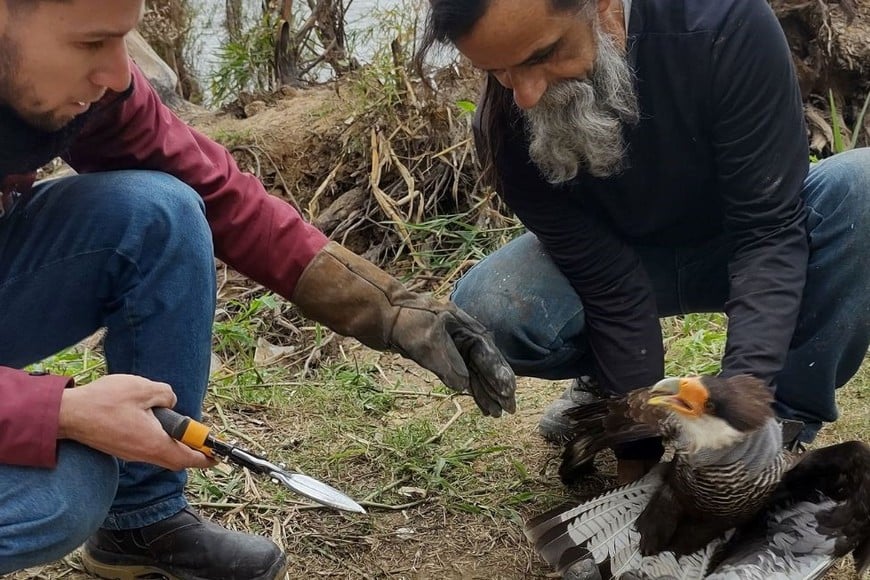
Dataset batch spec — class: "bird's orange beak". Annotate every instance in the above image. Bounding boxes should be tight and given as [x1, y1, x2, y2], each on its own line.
[648, 377, 710, 417]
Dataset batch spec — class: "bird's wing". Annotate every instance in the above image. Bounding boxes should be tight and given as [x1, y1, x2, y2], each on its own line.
[525, 464, 667, 575]
[560, 389, 667, 484]
[706, 440, 870, 580]
[704, 498, 838, 580]
[780, 440, 870, 570]
[620, 531, 733, 580]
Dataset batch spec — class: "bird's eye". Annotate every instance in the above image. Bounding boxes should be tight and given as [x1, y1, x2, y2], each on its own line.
[704, 400, 715, 412]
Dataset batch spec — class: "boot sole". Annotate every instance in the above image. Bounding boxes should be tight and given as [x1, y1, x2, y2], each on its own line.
[81, 547, 289, 580]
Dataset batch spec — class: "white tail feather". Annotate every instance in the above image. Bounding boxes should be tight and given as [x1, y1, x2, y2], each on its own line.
[527, 465, 667, 573]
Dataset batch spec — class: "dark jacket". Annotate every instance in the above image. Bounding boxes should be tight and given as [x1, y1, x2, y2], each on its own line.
[477, 0, 809, 393]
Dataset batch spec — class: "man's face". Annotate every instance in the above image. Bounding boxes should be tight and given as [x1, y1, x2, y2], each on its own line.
[0, 0, 143, 131]
[456, 0, 639, 183]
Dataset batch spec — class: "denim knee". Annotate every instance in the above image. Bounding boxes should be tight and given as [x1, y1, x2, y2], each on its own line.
[452, 233, 589, 378]
[805, 148, 870, 247]
[78, 170, 216, 306]
[104, 170, 212, 262]
[0, 442, 118, 572]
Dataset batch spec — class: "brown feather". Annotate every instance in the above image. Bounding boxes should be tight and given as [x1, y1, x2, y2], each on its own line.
[701, 374, 774, 432]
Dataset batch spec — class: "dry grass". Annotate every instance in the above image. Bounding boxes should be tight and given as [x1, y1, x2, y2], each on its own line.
[10, 303, 868, 580]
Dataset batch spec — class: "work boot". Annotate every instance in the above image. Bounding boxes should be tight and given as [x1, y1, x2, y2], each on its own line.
[538, 376, 605, 443]
[81, 507, 287, 580]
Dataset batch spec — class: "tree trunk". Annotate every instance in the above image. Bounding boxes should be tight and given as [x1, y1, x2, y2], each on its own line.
[771, 0, 870, 150]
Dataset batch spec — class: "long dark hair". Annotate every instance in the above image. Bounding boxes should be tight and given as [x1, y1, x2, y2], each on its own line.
[414, 0, 589, 190]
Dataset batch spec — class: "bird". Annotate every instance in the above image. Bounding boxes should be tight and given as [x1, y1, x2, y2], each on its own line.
[523, 374, 870, 579]
[525, 374, 790, 576]
[701, 439, 870, 580]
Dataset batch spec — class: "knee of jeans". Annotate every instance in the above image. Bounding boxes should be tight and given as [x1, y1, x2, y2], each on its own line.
[126, 172, 211, 250]
[453, 272, 585, 359]
[77, 170, 206, 251]
[33, 443, 118, 560]
[810, 149, 870, 226]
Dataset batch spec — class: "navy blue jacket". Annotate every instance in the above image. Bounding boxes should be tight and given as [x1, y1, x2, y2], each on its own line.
[479, 0, 809, 392]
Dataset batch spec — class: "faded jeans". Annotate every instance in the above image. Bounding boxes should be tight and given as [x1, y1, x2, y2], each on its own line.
[453, 149, 870, 443]
[0, 170, 216, 572]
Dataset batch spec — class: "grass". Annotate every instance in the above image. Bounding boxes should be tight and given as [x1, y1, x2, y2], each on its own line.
[12, 285, 870, 579]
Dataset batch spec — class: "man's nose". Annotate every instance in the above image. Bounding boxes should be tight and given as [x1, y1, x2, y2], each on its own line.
[504, 69, 548, 110]
[89, 39, 132, 94]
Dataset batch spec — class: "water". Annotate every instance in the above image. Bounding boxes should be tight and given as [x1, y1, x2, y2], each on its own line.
[188, 0, 434, 100]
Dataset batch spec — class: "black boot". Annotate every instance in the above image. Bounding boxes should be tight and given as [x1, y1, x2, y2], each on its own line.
[81, 507, 287, 580]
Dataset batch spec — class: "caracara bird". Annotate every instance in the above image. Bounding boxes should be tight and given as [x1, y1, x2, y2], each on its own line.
[524, 375, 870, 579]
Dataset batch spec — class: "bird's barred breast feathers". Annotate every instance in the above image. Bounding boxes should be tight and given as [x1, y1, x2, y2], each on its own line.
[674, 450, 792, 518]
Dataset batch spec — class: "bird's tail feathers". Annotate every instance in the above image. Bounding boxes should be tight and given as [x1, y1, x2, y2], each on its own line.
[525, 465, 667, 576]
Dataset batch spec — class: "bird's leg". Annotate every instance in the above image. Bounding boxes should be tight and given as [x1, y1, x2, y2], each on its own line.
[616, 458, 659, 485]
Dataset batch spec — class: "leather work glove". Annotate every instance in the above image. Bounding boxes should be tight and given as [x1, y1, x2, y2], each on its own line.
[291, 242, 517, 417]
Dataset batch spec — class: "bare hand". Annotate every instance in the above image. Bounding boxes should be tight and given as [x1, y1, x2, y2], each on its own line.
[58, 375, 216, 471]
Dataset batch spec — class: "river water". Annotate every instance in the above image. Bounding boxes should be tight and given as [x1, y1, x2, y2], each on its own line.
[188, 0, 439, 100]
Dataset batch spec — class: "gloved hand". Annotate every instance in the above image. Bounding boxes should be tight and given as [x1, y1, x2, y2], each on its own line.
[291, 242, 516, 416]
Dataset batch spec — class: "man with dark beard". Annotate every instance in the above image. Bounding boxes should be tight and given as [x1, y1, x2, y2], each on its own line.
[0, 0, 516, 577]
[415, 0, 870, 483]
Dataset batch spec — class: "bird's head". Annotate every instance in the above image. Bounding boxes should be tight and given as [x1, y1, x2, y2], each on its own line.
[648, 374, 774, 452]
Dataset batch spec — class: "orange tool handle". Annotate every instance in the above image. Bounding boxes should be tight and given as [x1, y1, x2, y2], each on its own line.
[152, 407, 215, 458]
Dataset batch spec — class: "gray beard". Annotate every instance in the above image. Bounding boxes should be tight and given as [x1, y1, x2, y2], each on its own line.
[524, 26, 639, 184]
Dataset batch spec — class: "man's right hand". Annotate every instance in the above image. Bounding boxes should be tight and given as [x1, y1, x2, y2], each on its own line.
[58, 375, 215, 471]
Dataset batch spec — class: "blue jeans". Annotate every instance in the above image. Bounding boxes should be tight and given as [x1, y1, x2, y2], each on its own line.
[0, 170, 216, 571]
[453, 149, 870, 443]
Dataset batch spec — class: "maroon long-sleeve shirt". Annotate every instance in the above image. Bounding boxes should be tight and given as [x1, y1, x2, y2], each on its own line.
[0, 64, 328, 468]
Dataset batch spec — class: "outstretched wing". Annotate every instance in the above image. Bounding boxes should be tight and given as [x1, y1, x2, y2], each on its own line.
[560, 389, 669, 483]
[705, 498, 839, 580]
[526, 462, 737, 579]
[706, 440, 870, 580]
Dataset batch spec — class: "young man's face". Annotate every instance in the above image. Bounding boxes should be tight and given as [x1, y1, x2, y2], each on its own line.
[0, 0, 143, 131]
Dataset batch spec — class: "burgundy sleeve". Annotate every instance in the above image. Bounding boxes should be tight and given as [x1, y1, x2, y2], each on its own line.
[66, 63, 329, 298]
[0, 368, 71, 467]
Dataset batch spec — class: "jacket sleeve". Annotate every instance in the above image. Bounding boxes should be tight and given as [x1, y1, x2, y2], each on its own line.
[0, 368, 71, 467]
[711, 0, 809, 385]
[482, 118, 664, 394]
[66, 63, 329, 299]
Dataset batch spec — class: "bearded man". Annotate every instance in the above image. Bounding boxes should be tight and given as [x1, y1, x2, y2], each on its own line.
[0, 0, 516, 577]
[416, 0, 870, 483]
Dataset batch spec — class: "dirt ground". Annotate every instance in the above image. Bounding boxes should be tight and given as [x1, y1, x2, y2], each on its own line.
[11, 365, 591, 580]
[11, 345, 868, 579]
